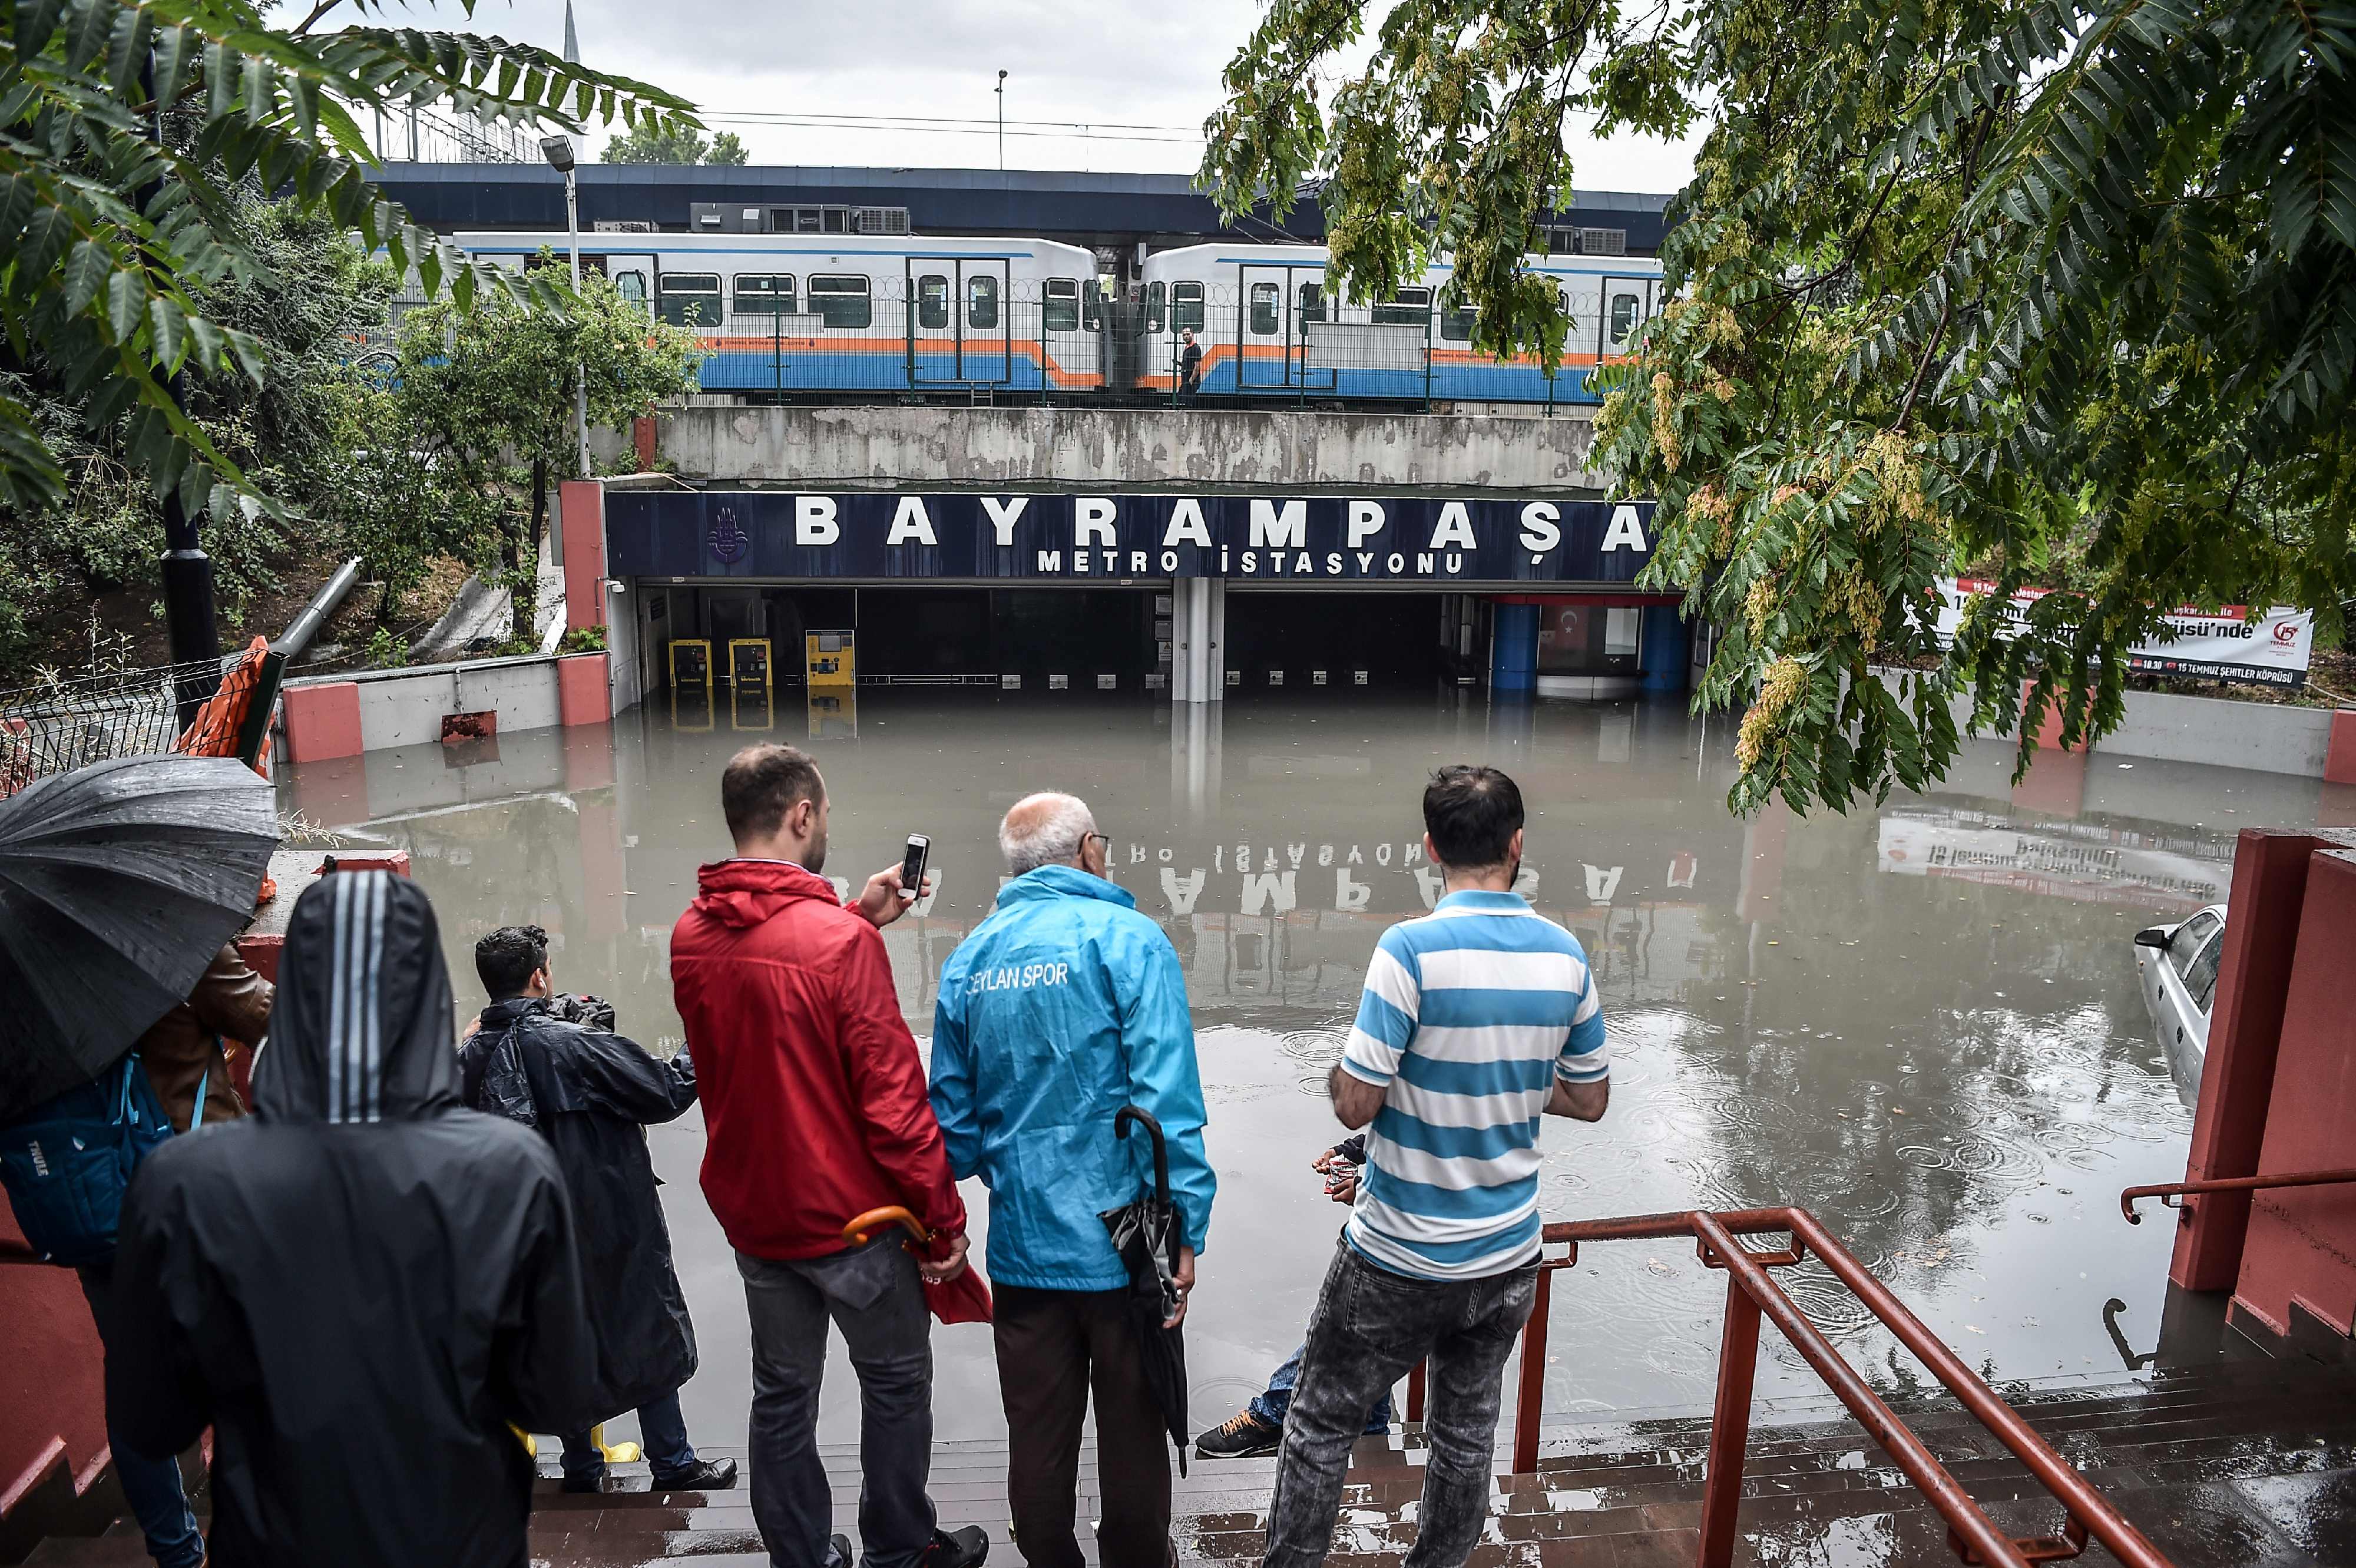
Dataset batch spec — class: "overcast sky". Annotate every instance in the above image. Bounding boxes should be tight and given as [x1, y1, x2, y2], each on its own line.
[373, 1, 1700, 191]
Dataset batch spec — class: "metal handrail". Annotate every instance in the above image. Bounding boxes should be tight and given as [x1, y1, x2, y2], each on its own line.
[2120, 1167, 2356, 1222]
[1405, 1207, 2171, 1568]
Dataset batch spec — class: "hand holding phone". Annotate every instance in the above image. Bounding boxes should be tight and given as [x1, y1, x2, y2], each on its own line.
[899, 834, 930, 903]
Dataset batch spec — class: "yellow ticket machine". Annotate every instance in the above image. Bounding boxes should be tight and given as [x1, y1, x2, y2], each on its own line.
[668, 638, 713, 694]
[728, 637, 773, 694]
[805, 630, 855, 688]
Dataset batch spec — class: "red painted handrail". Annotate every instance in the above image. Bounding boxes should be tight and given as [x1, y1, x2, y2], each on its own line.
[2120, 1167, 2356, 1222]
[1405, 1207, 2172, 1568]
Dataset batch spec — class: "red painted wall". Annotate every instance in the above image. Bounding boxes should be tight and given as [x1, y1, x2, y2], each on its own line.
[0, 1232, 108, 1526]
[560, 481, 607, 633]
[2233, 848, 2356, 1338]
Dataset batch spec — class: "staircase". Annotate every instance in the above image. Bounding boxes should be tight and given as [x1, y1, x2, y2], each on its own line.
[21, 1361, 2356, 1567]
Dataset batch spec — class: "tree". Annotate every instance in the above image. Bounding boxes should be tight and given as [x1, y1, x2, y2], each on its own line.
[392, 267, 701, 640]
[1203, 0, 2356, 816]
[601, 123, 747, 164]
[1, 193, 410, 669]
[0, 0, 698, 525]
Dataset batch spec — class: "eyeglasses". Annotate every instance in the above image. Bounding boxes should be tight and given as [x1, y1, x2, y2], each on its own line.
[1083, 832, 1111, 856]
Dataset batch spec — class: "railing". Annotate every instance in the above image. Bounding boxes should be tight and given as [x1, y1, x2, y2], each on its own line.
[2120, 1167, 2356, 1222]
[1407, 1207, 2171, 1568]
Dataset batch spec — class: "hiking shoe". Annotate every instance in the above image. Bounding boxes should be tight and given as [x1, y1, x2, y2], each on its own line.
[825, 1533, 855, 1568]
[920, 1524, 990, 1568]
[651, 1457, 738, 1490]
[1196, 1408, 1282, 1459]
[558, 1470, 605, 1494]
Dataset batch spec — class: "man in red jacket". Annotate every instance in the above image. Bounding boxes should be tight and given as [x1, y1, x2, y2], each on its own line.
[671, 743, 987, 1568]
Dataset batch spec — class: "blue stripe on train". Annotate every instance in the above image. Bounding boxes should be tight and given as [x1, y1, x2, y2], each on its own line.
[692, 346, 1605, 404]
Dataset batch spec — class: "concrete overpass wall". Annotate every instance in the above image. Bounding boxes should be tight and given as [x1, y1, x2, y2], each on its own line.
[598, 405, 1604, 492]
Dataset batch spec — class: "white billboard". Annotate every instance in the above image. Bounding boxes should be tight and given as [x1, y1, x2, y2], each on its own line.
[1934, 578, 2313, 688]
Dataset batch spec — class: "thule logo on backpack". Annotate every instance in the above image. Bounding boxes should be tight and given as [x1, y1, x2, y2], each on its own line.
[25, 1140, 49, 1178]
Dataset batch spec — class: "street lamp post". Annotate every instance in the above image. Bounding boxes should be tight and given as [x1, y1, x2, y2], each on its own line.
[540, 135, 591, 481]
[996, 70, 1007, 171]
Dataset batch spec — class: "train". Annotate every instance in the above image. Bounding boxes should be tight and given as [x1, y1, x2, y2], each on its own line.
[451, 230, 1666, 407]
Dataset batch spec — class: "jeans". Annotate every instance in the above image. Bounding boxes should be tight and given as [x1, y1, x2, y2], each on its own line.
[561, 1388, 697, 1482]
[1248, 1343, 1392, 1435]
[78, 1265, 205, 1568]
[1261, 1242, 1537, 1568]
[991, 1282, 1173, 1568]
[738, 1238, 937, 1568]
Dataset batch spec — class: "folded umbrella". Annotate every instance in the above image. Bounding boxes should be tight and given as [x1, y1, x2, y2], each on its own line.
[842, 1206, 994, 1325]
[1099, 1104, 1189, 1477]
[0, 754, 277, 1123]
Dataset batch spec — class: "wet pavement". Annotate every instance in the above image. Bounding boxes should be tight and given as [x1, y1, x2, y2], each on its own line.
[274, 687, 2336, 1454]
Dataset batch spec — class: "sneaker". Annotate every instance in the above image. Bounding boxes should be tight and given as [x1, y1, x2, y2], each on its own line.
[919, 1524, 990, 1568]
[825, 1533, 855, 1568]
[1195, 1409, 1282, 1459]
[650, 1457, 739, 1490]
[558, 1470, 605, 1494]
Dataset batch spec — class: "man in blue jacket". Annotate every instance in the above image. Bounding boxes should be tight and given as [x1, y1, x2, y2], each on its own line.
[929, 791, 1215, 1568]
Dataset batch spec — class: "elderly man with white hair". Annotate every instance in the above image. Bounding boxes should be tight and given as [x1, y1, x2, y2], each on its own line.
[928, 791, 1216, 1568]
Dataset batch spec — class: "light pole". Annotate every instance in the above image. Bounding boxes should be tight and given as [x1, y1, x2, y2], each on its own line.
[540, 135, 592, 480]
[996, 70, 1007, 171]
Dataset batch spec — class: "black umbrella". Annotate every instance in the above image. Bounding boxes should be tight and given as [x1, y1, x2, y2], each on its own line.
[1099, 1104, 1190, 1477]
[0, 754, 278, 1122]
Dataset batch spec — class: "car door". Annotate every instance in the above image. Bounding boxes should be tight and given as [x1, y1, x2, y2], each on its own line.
[2150, 909, 2222, 1106]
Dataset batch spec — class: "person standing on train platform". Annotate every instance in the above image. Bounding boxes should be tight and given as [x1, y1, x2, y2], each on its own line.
[1178, 328, 1205, 396]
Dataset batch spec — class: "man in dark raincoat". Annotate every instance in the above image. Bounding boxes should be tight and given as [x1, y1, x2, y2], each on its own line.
[106, 872, 604, 1568]
[458, 923, 734, 1494]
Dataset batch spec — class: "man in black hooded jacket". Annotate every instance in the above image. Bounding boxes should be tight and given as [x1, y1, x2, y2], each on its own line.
[458, 923, 734, 1494]
[108, 871, 601, 1568]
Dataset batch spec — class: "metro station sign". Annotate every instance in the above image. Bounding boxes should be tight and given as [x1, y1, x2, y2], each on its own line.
[605, 491, 1657, 585]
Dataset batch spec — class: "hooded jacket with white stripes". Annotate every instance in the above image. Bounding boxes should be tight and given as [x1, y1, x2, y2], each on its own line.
[108, 872, 602, 1568]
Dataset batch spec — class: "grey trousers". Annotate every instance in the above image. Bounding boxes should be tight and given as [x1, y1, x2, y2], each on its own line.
[1260, 1242, 1537, 1568]
[738, 1238, 938, 1568]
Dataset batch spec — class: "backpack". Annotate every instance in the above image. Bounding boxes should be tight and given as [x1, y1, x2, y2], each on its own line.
[0, 1053, 185, 1268]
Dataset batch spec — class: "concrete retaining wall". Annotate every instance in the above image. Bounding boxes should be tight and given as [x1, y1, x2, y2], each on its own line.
[596, 404, 1604, 491]
[280, 652, 611, 762]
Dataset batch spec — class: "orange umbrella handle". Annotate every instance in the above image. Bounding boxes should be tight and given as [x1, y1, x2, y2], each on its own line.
[843, 1206, 928, 1247]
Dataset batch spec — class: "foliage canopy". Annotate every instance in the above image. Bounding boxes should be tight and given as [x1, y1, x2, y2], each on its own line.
[1204, 0, 2356, 815]
[601, 121, 746, 164]
[0, 0, 697, 525]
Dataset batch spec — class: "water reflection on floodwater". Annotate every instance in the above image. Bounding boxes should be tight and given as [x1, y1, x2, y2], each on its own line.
[277, 689, 2328, 1448]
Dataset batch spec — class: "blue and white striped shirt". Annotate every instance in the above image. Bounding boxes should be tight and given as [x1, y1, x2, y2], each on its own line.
[1340, 888, 1607, 1280]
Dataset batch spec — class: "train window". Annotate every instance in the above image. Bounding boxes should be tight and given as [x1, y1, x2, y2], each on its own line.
[808, 274, 872, 329]
[916, 274, 949, 330]
[1298, 282, 1325, 322]
[1146, 280, 1166, 332]
[1044, 277, 1080, 332]
[1372, 287, 1431, 327]
[1081, 280, 1102, 332]
[967, 274, 1001, 330]
[732, 273, 798, 315]
[656, 273, 720, 328]
[1608, 290, 1642, 346]
[1248, 282, 1280, 335]
[1440, 303, 1477, 341]
[611, 270, 648, 307]
[1172, 280, 1205, 332]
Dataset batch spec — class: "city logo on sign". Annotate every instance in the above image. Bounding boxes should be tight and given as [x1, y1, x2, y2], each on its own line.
[709, 507, 748, 565]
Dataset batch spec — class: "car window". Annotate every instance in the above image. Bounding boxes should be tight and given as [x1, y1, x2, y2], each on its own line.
[1372, 286, 1431, 328]
[2185, 931, 2226, 1013]
[1172, 280, 1205, 332]
[808, 274, 871, 329]
[967, 274, 1000, 330]
[2166, 911, 2222, 978]
[1044, 277, 1080, 333]
[1299, 281, 1325, 322]
[916, 274, 949, 330]
[1146, 280, 1166, 333]
[1249, 281, 1280, 336]
[657, 272, 720, 328]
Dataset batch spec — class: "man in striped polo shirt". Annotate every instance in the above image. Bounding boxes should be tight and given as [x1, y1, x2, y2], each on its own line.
[1260, 765, 1609, 1568]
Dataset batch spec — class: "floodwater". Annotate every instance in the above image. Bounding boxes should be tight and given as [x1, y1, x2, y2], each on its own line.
[276, 687, 2328, 1453]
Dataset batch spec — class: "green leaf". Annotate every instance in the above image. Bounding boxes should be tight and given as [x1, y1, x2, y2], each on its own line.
[148, 295, 186, 371]
[62, 238, 111, 314]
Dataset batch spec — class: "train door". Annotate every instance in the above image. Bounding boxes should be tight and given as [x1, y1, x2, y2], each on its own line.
[1600, 274, 1653, 358]
[601, 253, 656, 319]
[905, 256, 1012, 387]
[1235, 263, 1299, 390]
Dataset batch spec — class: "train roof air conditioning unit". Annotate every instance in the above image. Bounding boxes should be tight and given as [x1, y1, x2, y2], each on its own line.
[853, 206, 911, 235]
[1576, 227, 1628, 256]
[592, 220, 656, 233]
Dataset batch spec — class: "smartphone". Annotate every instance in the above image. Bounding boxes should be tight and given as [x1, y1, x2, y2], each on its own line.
[899, 834, 930, 903]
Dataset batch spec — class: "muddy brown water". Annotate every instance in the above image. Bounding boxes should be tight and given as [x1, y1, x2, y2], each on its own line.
[278, 688, 2320, 1454]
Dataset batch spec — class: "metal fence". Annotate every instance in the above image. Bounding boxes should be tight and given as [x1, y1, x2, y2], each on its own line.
[664, 280, 1614, 409]
[0, 653, 253, 799]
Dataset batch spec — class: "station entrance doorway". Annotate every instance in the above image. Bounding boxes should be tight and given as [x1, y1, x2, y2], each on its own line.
[628, 582, 1170, 695]
[1220, 590, 1490, 690]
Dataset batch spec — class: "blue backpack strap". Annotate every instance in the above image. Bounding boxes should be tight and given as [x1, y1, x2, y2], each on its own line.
[191, 1046, 213, 1132]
